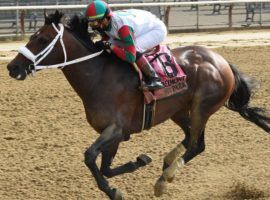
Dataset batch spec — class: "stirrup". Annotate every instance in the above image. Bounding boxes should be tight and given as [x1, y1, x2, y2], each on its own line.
[140, 81, 164, 91]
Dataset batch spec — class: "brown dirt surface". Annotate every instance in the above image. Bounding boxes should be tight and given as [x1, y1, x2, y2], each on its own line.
[0, 35, 269, 200]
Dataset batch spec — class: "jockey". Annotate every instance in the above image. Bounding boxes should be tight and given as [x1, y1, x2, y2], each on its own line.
[85, 0, 167, 90]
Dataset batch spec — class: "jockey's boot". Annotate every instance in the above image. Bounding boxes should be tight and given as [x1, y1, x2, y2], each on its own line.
[135, 54, 164, 91]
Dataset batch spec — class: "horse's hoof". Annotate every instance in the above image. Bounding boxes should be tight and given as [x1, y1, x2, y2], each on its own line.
[112, 188, 123, 200]
[137, 154, 152, 166]
[163, 162, 175, 182]
[154, 176, 167, 197]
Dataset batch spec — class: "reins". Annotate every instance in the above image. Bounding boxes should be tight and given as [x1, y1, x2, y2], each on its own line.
[18, 23, 103, 75]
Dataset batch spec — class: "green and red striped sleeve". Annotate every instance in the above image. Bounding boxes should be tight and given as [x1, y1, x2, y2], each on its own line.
[111, 25, 136, 63]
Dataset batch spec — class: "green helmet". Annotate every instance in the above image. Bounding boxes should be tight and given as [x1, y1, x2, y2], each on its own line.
[85, 0, 111, 21]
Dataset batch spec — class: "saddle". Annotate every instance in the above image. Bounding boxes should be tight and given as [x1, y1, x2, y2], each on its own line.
[138, 45, 188, 130]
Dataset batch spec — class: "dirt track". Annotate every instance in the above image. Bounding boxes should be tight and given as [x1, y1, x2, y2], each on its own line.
[0, 34, 269, 200]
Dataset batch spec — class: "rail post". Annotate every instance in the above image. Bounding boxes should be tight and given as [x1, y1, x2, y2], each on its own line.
[259, 2, 262, 26]
[228, 3, 234, 29]
[196, 4, 200, 30]
[16, 0, 19, 36]
[20, 10, 25, 37]
[164, 6, 171, 29]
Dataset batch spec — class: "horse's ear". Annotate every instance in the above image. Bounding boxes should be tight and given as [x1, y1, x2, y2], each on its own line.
[44, 9, 49, 24]
[55, 10, 60, 17]
[54, 10, 63, 23]
[55, 10, 63, 19]
[44, 9, 48, 19]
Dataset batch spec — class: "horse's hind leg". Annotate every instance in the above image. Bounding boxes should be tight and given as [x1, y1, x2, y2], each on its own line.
[155, 108, 207, 197]
[162, 108, 207, 181]
[162, 110, 190, 171]
[154, 111, 190, 197]
[165, 110, 206, 169]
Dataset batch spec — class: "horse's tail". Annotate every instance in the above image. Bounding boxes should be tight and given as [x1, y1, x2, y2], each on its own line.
[225, 63, 270, 133]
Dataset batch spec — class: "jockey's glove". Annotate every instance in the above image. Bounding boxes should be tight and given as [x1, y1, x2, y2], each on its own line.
[103, 41, 111, 51]
[94, 40, 111, 51]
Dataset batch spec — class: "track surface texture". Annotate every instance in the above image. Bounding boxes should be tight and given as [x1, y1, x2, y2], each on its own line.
[0, 30, 269, 200]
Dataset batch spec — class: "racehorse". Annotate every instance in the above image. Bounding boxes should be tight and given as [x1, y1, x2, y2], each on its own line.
[7, 11, 269, 200]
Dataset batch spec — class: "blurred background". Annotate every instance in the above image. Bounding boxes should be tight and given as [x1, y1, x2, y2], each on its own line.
[0, 0, 269, 38]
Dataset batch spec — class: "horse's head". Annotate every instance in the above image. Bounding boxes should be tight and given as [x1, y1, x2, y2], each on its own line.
[7, 10, 96, 80]
[7, 11, 65, 80]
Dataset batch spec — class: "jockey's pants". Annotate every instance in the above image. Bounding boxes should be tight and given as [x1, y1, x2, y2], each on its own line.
[109, 20, 167, 53]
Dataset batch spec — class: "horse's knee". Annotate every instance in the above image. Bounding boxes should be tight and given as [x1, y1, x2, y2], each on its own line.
[84, 148, 98, 166]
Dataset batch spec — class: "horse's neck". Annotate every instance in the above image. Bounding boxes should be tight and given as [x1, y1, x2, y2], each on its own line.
[61, 33, 139, 103]
[59, 31, 102, 98]
[63, 54, 139, 102]
[62, 56, 105, 100]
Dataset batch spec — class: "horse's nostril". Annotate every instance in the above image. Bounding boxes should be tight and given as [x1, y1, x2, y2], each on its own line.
[7, 63, 12, 71]
[7, 64, 18, 73]
[6, 63, 27, 80]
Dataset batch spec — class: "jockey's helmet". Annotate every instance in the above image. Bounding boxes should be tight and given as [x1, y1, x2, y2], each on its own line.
[85, 0, 111, 22]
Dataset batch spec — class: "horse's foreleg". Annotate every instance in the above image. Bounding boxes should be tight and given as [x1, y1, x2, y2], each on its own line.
[84, 124, 124, 200]
[101, 149, 152, 178]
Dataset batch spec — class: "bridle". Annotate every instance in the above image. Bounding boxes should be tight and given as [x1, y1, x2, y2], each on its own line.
[18, 23, 103, 75]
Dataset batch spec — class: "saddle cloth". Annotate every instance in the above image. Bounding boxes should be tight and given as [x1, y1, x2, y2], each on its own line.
[142, 45, 187, 104]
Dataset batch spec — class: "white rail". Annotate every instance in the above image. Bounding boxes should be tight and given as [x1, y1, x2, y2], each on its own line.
[0, 0, 269, 11]
[0, 0, 269, 37]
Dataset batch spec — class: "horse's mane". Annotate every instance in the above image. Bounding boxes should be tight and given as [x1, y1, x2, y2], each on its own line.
[44, 11, 138, 79]
[67, 14, 96, 49]
[45, 10, 97, 51]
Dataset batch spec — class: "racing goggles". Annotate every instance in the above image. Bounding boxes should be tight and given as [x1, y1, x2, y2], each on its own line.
[88, 18, 104, 27]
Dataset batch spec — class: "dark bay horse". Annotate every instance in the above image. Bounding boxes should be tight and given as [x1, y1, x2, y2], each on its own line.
[7, 11, 269, 200]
